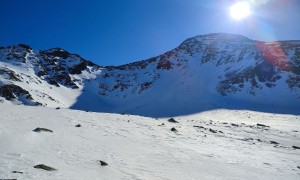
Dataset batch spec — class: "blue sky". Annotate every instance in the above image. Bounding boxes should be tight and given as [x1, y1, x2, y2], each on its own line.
[1, 0, 300, 66]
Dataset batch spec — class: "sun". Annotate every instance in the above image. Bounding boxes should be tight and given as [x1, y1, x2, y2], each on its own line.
[230, 2, 251, 20]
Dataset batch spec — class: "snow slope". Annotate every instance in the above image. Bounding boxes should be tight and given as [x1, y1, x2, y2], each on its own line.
[0, 104, 299, 179]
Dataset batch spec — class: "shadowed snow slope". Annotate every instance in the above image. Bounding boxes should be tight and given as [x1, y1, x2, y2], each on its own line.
[0, 33, 299, 117]
[0, 104, 299, 179]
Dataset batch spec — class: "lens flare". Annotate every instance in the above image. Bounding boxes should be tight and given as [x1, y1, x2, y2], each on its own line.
[230, 2, 251, 20]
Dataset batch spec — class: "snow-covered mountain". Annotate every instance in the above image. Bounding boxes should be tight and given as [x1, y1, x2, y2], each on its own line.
[0, 33, 299, 117]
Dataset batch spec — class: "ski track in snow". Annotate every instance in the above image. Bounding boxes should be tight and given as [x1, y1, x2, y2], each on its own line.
[0, 104, 299, 179]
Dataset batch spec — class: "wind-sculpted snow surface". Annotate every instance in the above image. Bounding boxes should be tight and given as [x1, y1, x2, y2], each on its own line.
[0, 33, 299, 116]
[0, 104, 299, 179]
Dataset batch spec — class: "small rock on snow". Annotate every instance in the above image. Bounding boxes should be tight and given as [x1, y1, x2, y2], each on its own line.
[12, 171, 23, 174]
[270, 141, 279, 145]
[257, 123, 270, 128]
[209, 129, 217, 133]
[32, 127, 53, 133]
[99, 160, 108, 166]
[168, 118, 178, 123]
[34, 164, 56, 171]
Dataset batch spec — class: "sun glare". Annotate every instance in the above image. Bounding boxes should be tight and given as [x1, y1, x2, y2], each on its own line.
[230, 2, 251, 20]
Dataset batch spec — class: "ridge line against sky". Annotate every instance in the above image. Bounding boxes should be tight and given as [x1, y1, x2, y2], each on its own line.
[1, 0, 300, 66]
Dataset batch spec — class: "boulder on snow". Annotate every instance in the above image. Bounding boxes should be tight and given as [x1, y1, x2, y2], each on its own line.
[171, 127, 177, 132]
[168, 118, 178, 123]
[32, 127, 53, 133]
[99, 160, 108, 166]
[34, 164, 56, 171]
[75, 124, 81, 127]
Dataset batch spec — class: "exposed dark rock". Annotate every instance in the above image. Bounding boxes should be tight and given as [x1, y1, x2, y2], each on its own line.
[32, 127, 53, 133]
[157, 59, 172, 70]
[47, 78, 60, 87]
[139, 82, 153, 93]
[18, 44, 32, 50]
[68, 62, 90, 74]
[34, 164, 56, 171]
[216, 61, 282, 96]
[75, 124, 81, 127]
[292, 146, 300, 150]
[37, 70, 47, 77]
[54, 73, 78, 89]
[171, 127, 177, 132]
[0, 68, 21, 81]
[99, 160, 108, 166]
[0, 84, 33, 100]
[56, 107, 60, 109]
[168, 118, 178, 123]
[286, 76, 300, 89]
[42, 48, 70, 59]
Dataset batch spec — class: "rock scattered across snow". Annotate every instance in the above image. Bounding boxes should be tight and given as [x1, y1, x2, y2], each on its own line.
[0, 104, 299, 179]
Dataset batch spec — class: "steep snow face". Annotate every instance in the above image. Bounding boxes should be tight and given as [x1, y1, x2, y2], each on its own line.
[0, 104, 300, 179]
[0, 33, 300, 116]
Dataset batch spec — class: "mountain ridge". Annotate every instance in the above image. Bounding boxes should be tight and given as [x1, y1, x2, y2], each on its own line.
[0, 33, 299, 117]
